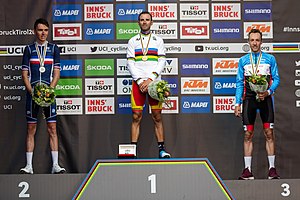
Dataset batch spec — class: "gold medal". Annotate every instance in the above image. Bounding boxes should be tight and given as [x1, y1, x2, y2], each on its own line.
[139, 33, 151, 62]
[142, 56, 148, 61]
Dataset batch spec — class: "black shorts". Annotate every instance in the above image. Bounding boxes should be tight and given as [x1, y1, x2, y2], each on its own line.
[25, 92, 57, 123]
[242, 96, 274, 125]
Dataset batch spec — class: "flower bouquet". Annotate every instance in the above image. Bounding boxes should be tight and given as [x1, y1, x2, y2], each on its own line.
[32, 82, 56, 107]
[247, 74, 268, 101]
[148, 80, 171, 104]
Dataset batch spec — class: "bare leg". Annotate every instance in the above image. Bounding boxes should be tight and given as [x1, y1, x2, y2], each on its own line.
[26, 123, 37, 152]
[244, 131, 254, 157]
[151, 110, 164, 142]
[47, 122, 58, 151]
[131, 111, 143, 142]
[264, 128, 275, 156]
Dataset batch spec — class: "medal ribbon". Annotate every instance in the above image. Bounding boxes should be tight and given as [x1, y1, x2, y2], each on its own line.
[139, 33, 151, 57]
[250, 51, 262, 75]
[35, 42, 47, 83]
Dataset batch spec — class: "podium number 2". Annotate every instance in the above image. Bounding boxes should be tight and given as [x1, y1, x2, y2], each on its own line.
[148, 174, 157, 194]
[18, 181, 30, 198]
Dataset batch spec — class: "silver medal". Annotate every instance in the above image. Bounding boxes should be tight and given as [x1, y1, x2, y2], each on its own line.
[39, 66, 46, 73]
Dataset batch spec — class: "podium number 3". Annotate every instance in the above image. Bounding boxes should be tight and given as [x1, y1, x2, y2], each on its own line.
[148, 174, 157, 194]
[18, 181, 30, 198]
[281, 183, 290, 197]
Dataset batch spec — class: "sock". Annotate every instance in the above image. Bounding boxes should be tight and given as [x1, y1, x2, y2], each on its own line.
[26, 152, 33, 166]
[244, 156, 252, 171]
[131, 142, 137, 145]
[158, 142, 165, 152]
[51, 151, 59, 166]
[268, 155, 275, 169]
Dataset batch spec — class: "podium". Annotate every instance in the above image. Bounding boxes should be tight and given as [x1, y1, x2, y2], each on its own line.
[73, 158, 234, 200]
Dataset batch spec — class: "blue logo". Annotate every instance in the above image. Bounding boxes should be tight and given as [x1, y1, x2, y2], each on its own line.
[211, 22, 242, 39]
[53, 5, 82, 22]
[84, 23, 114, 40]
[243, 3, 272, 21]
[162, 76, 178, 95]
[116, 4, 145, 21]
[60, 59, 82, 77]
[213, 77, 236, 95]
[181, 96, 210, 113]
[117, 96, 132, 114]
[180, 58, 210, 75]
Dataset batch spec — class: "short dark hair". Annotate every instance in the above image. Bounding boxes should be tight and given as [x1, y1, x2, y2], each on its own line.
[138, 11, 152, 21]
[34, 18, 49, 30]
[248, 29, 262, 40]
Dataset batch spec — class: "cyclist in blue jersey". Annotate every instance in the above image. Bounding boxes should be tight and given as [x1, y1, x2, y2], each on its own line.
[235, 29, 280, 180]
[20, 18, 65, 174]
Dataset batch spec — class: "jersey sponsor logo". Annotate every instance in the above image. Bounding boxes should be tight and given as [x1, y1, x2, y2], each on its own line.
[180, 22, 209, 39]
[84, 4, 113, 21]
[181, 77, 210, 94]
[213, 77, 236, 95]
[117, 78, 132, 95]
[180, 3, 209, 20]
[211, 21, 241, 39]
[213, 96, 235, 113]
[53, 4, 82, 22]
[243, 2, 272, 21]
[85, 78, 114, 95]
[212, 58, 239, 75]
[85, 97, 114, 114]
[212, 3, 241, 20]
[60, 59, 82, 77]
[84, 23, 114, 40]
[55, 78, 82, 96]
[162, 58, 178, 75]
[244, 22, 273, 39]
[116, 4, 145, 21]
[180, 58, 210, 75]
[53, 23, 82, 40]
[148, 3, 177, 20]
[56, 98, 83, 115]
[181, 96, 210, 113]
[151, 23, 177, 39]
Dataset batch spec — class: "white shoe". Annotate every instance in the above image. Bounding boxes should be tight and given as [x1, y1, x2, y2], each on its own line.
[20, 165, 33, 174]
[159, 150, 171, 158]
[51, 164, 66, 174]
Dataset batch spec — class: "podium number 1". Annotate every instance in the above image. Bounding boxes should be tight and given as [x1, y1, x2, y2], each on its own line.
[148, 174, 157, 194]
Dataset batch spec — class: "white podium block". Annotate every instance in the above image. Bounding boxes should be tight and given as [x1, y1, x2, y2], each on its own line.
[118, 144, 136, 158]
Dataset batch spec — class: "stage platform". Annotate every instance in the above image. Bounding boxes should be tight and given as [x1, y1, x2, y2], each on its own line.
[0, 174, 299, 199]
[1, 159, 298, 199]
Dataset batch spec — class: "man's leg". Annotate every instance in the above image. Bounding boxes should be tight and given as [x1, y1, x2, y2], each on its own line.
[131, 111, 143, 143]
[20, 123, 37, 174]
[47, 122, 65, 174]
[151, 110, 170, 158]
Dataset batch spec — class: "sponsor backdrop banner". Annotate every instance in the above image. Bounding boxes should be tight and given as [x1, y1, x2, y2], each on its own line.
[0, 0, 299, 179]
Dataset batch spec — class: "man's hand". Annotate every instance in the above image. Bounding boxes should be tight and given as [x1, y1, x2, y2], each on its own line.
[139, 78, 152, 93]
[257, 91, 269, 101]
[234, 105, 241, 117]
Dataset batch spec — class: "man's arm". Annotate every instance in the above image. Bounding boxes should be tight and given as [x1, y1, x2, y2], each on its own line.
[51, 44, 61, 88]
[22, 70, 32, 93]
